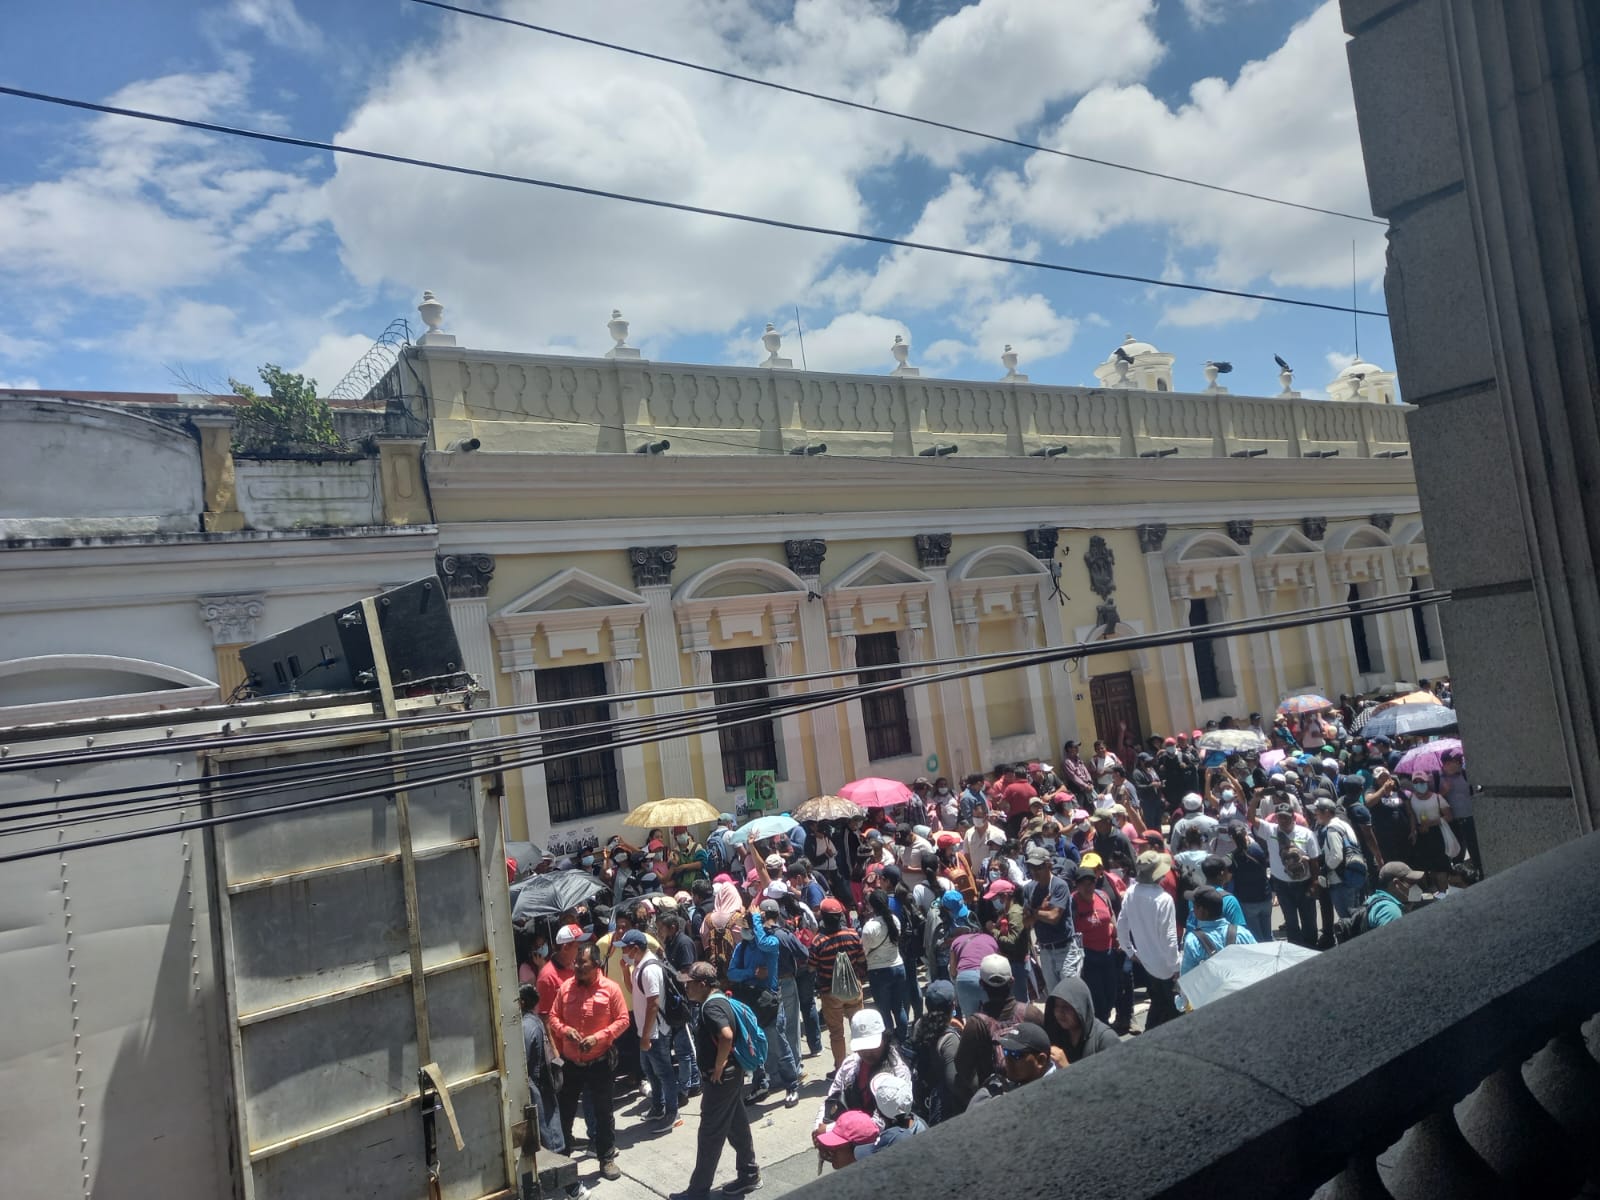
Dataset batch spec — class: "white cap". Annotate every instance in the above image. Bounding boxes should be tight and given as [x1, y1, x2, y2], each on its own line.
[764, 853, 785, 870]
[872, 1074, 915, 1120]
[1182, 793, 1203, 812]
[848, 1008, 886, 1053]
[763, 881, 789, 898]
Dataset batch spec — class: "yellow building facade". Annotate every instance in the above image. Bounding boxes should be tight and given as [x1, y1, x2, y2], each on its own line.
[379, 306, 1440, 848]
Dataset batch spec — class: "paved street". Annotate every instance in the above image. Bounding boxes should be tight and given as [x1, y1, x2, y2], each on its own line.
[559, 1064, 834, 1200]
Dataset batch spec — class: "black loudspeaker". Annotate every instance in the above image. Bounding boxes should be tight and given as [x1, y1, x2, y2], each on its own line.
[241, 577, 465, 697]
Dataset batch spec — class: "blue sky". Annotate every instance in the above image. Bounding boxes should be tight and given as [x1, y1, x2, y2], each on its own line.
[0, 0, 1393, 401]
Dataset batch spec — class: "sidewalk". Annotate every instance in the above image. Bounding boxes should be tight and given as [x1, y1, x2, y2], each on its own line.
[557, 1064, 834, 1200]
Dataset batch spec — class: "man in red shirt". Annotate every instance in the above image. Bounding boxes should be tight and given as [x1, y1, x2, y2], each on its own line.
[1070, 867, 1119, 1022]
[537, 922, 588, 1019]
[549, 944, 631, 1179]
[996, 763, 1038, 841]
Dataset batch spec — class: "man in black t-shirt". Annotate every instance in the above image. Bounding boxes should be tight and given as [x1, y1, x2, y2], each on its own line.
[670, 962, 761, 1200]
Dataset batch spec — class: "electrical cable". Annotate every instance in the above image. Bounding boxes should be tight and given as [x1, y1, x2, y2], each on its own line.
[0, 587, 1439, 774]
[0, 588, 1444, 853]
[0, 85, 1390, 320]
[407, 0, 1388, 228]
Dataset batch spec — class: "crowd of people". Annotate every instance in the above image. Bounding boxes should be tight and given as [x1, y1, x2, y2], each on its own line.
[514, 684, 1472, 1199]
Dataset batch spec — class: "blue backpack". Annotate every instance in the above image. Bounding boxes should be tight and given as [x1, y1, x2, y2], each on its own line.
[715, 991, 768, 1072]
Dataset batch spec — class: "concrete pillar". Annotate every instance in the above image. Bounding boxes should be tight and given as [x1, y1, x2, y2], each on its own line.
[196, 592, 264, 696]
[192, 414, 244, 533]
[629, 547, 694, 797]
[377, 437, 431, 525]
[1342, 0, 1600, 864]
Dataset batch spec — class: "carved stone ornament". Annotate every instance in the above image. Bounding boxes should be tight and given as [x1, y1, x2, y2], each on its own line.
[784, 537, 827, 577]
[1024, 526, 1060, 561]
[1096, 602, 1122, 633]
[1226, 519, 1256, 546]
[1084, 535, 1116, 602]
[1370, 512, 1396, 533]
[197, 593, 265, 645]
[628, 544, 679, 589]
[1302, 516, 1329, 542]
[1136, 523, 1168, 554]
[437, 553, 496, 599]
[914, 532, 953, 569]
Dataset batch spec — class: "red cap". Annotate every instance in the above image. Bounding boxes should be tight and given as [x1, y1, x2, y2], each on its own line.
[819, 897, 846, 915]
[1191, 730, 1203, 741]
[1163, 737, 1177, 746]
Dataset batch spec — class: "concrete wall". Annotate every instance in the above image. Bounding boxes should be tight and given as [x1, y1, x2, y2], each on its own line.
[1340, 0, 1600, 866]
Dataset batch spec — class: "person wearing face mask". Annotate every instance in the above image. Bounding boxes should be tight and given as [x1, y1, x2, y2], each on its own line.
[1405, 771, 1456, 886]
[1366, 861, 1426, 927]
[670, 827, 709, 889]
[931, 778, 958, 830]
[1365, 768, 1409, 869]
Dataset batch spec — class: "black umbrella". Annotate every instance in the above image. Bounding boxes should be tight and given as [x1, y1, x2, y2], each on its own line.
[511, 870, 606, 925]
[1361, 703, 1458, 740]
[505, 840, 545, 879]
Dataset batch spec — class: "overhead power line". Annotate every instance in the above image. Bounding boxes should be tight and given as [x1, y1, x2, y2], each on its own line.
[0, 85, 1390, 320]
[407, 0, 1388, 229]
[0, 588, 1435, 775]
[0, 588, 1445, 856]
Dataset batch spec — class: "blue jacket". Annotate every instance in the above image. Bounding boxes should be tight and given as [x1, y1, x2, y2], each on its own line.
[1180, 917, 1257, 974]
[1184, 891, 1247, 934]
[727, 911, 780, 992]
[1366, 890, 1404, 928]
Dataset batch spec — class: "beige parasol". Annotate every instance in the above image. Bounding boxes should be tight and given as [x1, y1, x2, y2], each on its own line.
[622, 797, 723, 828]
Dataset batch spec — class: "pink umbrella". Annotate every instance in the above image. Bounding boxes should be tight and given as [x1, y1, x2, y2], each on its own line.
[1396, 738, 1462, 776]
[1260, 749, 1287, 771]
[839, 776, 914, 810]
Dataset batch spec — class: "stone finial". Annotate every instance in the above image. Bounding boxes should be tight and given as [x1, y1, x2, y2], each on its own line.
[437, 552, 496, 599]
[606, 309, 641, 360]
[1112, 355, 1133, 388]
[1277, 365, 1301, 399]
[1203, 361, 1231, 395]
[759, 323, 793, 369]
[1000, 344, 1028, 383]
[890, 333, 919, 377]
[416, 290, 455, 346]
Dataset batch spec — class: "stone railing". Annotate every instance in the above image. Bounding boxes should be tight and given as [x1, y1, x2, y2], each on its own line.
[388, 348, 1413, 459]
[794, 830, 1600, 1199]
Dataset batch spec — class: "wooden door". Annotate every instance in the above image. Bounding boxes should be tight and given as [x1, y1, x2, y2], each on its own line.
[1090, 671, 1144, 766]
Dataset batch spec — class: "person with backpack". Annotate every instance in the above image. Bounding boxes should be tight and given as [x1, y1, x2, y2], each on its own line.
[1179, 887, 1257, 974]
[1313, 797, 1369, 924]
[861, 886, 910, 1042]
[618, 929, 686, 1132]
[1258, 802, 1322, 948]
[904, 979, 962, 1126]
[668, 962, 764, 1200]
[811, 897, 867, 1073]
[727, 905, 801, 1107]
[1337, 860, 1425, 941]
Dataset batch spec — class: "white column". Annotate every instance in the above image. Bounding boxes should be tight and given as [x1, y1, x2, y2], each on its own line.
[903, 599, 940, 772]
[1140, 526, 1193, 731]
[1036, 583, 1079, 751]
[680, 619, 725, 802]
[1308, 557, 1346, 698]
[831, 620, 870, 783]
[769, 612, 810, 797]
[500, 636, 550, 844]
[1259, 569, 1291, 704]
[606, 621, 649, 811]
[1232, 567, 1277, 717]
[639, 582, 694, 796]
[954, 601, 993, 766]
[795, 577, 845, 789]
[1017, 591, 1050, 759]
[923, 561, 972, 777]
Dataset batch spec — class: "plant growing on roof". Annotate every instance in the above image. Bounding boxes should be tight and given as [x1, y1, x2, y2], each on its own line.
[229, 364, 344, 453]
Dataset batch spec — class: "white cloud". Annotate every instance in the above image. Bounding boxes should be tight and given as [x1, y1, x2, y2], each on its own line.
[321, 0, 1164, 354]
[291, 332, 381, 394]
[0, 377, 42, 391]
[223, 0, 323, 52]
[1160, 292, 1265, 327]
[0, 68, 322, 296]
[1180, 0, 1268, 27]
[989, 1, 1381, 297]
[1325, 349, 1359, 372]
[795, 312, 910, 373]
[113, 300, 244, 362]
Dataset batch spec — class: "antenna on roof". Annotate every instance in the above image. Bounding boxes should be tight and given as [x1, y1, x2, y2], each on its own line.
[794, 305, 809, 372]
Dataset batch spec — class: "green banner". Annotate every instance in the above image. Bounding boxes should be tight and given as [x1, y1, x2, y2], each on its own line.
[744, 769, 778, 812]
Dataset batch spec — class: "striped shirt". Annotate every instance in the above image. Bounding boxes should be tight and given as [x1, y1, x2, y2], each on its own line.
[810, 927, 867, 992]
